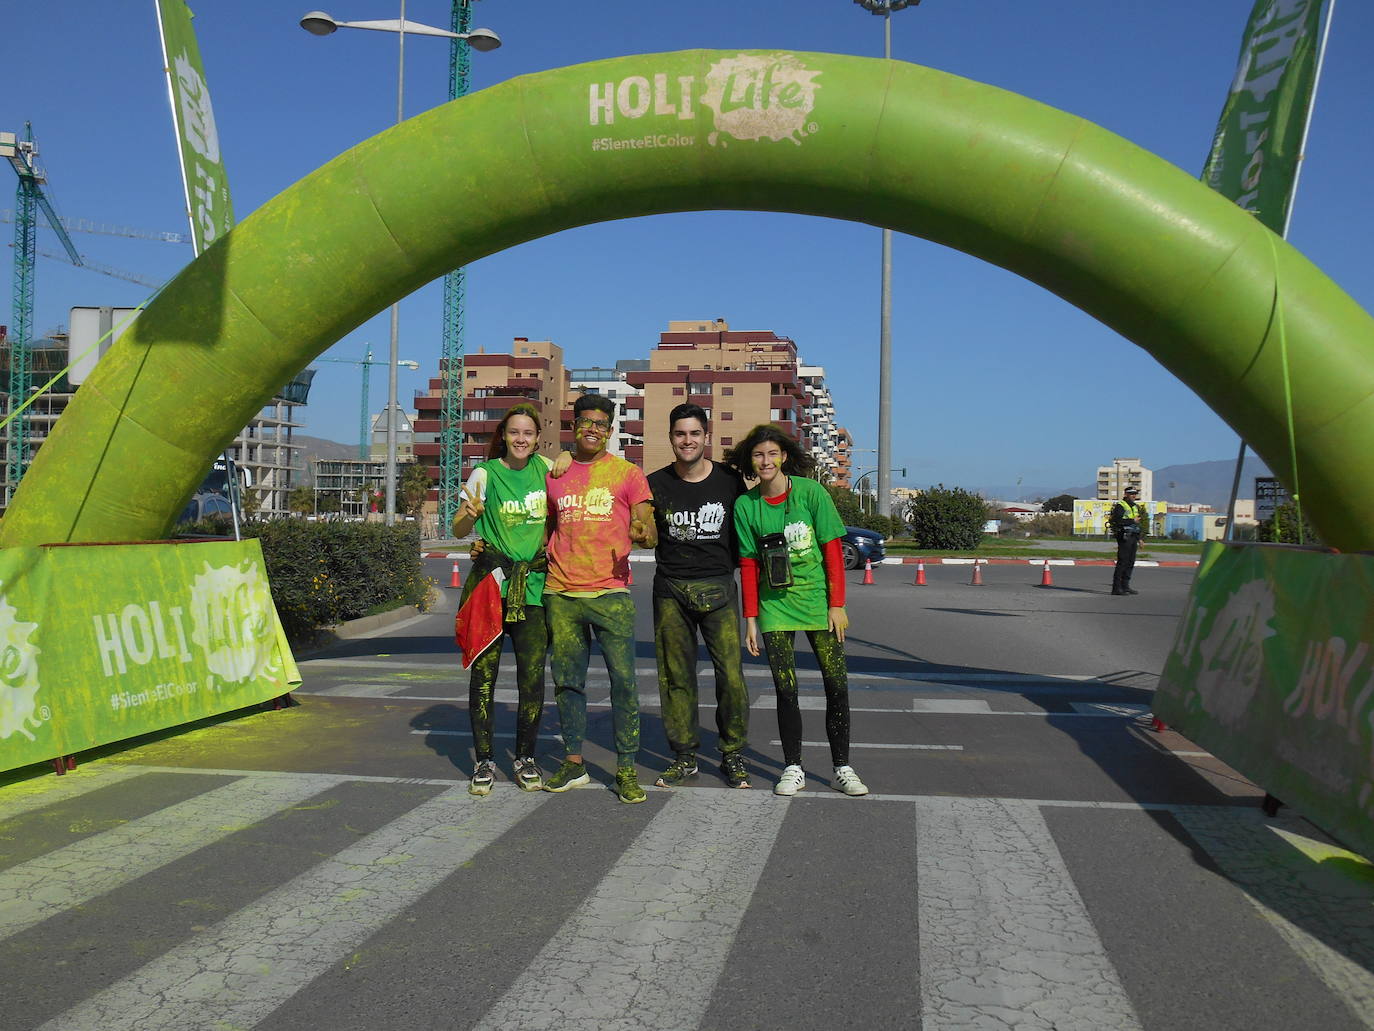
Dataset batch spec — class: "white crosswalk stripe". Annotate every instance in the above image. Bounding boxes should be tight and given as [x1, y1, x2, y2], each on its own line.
[6, 764, 1373, 1031]
[37, 785, 548, 1031]
[0, 773, 331, 941]
[0, 764, 146, 822]
[473, 789, 789, 1031]
[915, 797, 1142, 1030]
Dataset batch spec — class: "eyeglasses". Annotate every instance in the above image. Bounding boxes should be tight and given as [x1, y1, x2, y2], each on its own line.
[574, 416, 611, 431]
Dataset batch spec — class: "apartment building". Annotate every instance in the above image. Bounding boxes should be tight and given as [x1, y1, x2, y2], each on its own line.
[1096, 457, 1154, 501]
[624, 319, 831, 474]
[411, 337, 570, 501]
[567, 361, 647, 458]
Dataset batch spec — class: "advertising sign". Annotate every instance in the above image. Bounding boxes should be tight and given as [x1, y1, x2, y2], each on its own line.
[155, 0, 234, 254]
[1156, 542, 1374, 859]
[0, 540, 298, 774]
[1073, 499, 1165, 536]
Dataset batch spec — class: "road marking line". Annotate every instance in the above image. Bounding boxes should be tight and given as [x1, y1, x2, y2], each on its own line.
[410, 729, 563, 742]
[1069, 702, 1151, 716]
[1173, 806, 1374, 1028]
[916, 797, 1142, 1030]
[0, 774, 330, 942]
[0, 764, 147, 823]
[40, 787, 548, 1031]
[772, 740, 963, 751]
[472, 790, 787, 1031]
[913, 699, 992, 713]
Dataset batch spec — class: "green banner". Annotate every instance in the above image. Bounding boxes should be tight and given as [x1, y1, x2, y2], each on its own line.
[155, 0, 234, 254]
[1201, 0, 1326, 232]
[1156, 541, 1374, 859]
[1, 540, 298, 774]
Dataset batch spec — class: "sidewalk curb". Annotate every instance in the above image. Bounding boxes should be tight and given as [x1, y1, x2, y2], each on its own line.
[293, 585, 447, 659]
[422, 552, 1201, 568]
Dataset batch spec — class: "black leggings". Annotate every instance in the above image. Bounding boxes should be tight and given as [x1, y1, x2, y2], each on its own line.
[761, 628, 850, 768]
[468, 604, 547, 761]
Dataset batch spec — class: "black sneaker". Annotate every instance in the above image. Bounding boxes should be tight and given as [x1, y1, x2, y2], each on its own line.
[655, 755, 699, 788]
[721, 752, 751, 789]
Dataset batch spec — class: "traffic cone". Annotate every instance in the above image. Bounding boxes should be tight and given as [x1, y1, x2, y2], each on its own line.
[914, 560, 926, 586]
[450, 561, 461, 588]
[1039, 559, 1054, 587]
[862, 558, 875, 585]
[969, 561, 983, 586]
[627, 563, 634, 586]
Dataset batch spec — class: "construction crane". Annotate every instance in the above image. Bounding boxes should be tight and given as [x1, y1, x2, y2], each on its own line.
[0, 209, 191, 245]
[6, 244, 162, 290]
[439, 0, 479, 532]
[2, 124, 84, 500]
[314, 346, 419, 460]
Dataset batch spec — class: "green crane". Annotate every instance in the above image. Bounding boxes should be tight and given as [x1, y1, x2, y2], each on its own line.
[1, 124, 83, 503]
[314, 346, 419, 459]
[439, 0, 477, 531]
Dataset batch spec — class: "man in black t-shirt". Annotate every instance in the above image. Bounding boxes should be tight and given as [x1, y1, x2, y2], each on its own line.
[647, 404, 751, 789]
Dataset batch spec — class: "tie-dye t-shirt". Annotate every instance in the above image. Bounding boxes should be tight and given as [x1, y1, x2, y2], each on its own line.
[467, 453, 551, 605]
[545, 452, 652, 594]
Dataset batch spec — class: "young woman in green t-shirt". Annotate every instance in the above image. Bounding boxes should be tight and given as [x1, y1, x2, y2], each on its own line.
[726, 424, 868, 797]
[452, 403, 552, 796]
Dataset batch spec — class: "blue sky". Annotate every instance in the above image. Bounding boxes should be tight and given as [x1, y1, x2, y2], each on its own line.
[4, 1, 1371, 494]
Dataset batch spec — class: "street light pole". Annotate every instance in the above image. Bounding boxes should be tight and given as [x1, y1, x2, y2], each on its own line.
[300, 6, 501, 525]
[852, 0, 920, 518]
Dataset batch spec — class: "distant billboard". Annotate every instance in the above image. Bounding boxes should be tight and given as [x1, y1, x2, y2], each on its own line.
[1074, 498, 1165, 536]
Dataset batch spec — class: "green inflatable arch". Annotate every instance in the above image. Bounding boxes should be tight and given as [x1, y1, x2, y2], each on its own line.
[4, 51, 1373, 550]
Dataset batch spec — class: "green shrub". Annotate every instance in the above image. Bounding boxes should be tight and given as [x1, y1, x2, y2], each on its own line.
[1257, 502, 1322, 546]
[243, 521, 429, 641]
[905, 485, 991, 550]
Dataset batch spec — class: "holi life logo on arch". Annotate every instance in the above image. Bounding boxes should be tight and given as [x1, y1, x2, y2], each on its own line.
[586, 53, 822, 149]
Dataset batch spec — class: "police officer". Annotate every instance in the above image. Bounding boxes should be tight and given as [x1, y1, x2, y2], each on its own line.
[1108, 486, 1146, 595]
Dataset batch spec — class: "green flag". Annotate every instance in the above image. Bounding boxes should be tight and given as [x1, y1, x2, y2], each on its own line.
[155, 0, 234, 255]
[1201, 0, 1327, 233]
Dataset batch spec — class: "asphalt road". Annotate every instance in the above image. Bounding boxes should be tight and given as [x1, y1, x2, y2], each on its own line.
[3, 558, 1372, 1030]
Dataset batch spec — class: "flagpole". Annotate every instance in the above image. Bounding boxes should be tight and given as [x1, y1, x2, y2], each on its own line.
[1224, 0, 1335, 540]
[1281, 0, 1337, 238]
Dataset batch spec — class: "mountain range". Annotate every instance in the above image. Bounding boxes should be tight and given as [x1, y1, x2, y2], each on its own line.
[977, 455, 1275, 512]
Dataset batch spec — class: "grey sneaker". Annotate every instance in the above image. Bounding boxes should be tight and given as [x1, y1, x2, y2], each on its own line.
[721, 752, 751, 789]
[543, 759, 590, 793]
[615, 767, 647, 804]
[513, 757, 543, 792]
[655, 755, 699, 788]
[469, 759, 496, 796]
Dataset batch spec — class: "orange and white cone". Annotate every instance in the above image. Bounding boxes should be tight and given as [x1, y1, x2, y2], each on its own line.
[862, 558, 875, 585]
[1039, 559, 1054, 587]
[969, 561, 983, 586]
[450, 561, 461, 588]
[914, 560, 927, 586]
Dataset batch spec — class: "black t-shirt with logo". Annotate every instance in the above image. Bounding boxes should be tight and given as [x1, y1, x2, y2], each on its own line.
[648, 461, 746, 581]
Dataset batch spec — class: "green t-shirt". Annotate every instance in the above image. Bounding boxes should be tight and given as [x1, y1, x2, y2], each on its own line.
[468, 453, 550, 605]
[733, 475, 846, 632]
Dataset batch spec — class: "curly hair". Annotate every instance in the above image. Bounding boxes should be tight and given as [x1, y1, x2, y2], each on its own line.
[487, 403, 543, 460]
[723, 423, 816, 480]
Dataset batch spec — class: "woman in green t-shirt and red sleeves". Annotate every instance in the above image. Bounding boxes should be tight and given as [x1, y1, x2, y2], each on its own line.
[726, 424, 868, 798]
[451, 403, 552, 797]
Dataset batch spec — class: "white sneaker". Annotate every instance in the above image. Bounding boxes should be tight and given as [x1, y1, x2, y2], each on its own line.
[833, 765, 868, 796]
[774, 764, 806, 796]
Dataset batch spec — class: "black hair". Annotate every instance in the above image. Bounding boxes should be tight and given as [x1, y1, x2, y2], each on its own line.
[723, 423, 816, 480]
[488, 403, 542, 460]
[572, 393, 615, 424]
[668, 402, 709, 433]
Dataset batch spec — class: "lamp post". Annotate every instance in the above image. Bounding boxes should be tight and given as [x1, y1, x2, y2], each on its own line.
[852, 0, 920, 519]
[853, 466, 907, 516]
[300, 5, 501, 525]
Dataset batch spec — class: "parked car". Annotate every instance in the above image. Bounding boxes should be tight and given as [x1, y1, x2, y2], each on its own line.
[840, 526, 886, 570]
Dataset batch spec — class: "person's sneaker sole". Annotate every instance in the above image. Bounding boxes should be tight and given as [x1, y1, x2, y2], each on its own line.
[469, 781, 493, 797]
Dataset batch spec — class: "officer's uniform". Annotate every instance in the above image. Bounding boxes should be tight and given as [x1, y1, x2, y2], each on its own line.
[1107, 491, 1146, 595]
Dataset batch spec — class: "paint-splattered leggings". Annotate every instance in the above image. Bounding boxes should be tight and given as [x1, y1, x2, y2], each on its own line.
[761, 628, 850, 768]
[468, 603, 547, 761]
